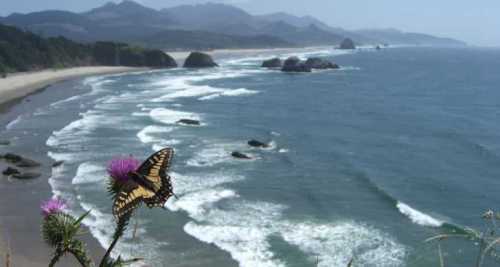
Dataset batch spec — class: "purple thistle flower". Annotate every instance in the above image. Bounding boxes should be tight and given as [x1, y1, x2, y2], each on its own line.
[107, 156, 140, 182]
[41, 197, 66, 217]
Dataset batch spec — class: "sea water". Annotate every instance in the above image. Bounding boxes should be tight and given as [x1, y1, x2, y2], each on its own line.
[6, 46, 500, 266]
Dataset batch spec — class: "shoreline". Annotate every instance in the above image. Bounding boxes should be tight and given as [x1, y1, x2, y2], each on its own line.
[0, 66, 148, 106]
[0, 46, 332, 266]
[0, 78, 108, 267]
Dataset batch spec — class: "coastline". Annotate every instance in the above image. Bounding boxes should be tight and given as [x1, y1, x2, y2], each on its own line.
[0, 78, 110, 266]
[0, 66, 148, 106]
[0, 46, 332, 107]
[0, 46, 332, 266]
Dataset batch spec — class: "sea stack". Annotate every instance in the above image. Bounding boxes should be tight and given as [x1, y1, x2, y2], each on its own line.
[281, 56, 311, 73]
[304, 58, 339, 69]
[183, 52, 218, 68]
[144, 50, 178, 68]
[262, 58, 282, 68]
[339, 38, 356, 50]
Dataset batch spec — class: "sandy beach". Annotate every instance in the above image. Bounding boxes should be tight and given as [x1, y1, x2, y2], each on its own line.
[0, 66, 147, 105]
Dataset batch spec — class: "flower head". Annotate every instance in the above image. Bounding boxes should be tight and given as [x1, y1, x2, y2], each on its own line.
[107, 156, 140, 182]
[41, 197, 66, 217]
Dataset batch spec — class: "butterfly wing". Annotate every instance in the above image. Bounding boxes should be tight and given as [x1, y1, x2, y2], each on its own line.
[112, 148, 175, 218]
[143, 174, 174, 208]
[137, 148, 175, 208]
[137, 148, 174, 177]
[113, 181, 155, 218]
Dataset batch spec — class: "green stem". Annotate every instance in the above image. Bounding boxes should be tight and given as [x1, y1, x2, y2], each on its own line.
[68, 240, 93, 267]
[99, 214, 131, 267]
[48, 249, 64, 267]
[476, 237, 485, 267]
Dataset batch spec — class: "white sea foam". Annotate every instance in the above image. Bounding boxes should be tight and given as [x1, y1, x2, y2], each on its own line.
[149, 108, 201, 125]
[47, 151, 85, 163]
[5, 115, 22, 130]
[46, 110, 132, 148]
[181, 197, 406, 267]
[340, 66, 362, 71]
[168, 188, 238, 219]
[151, 140, 181, 152]
[396, 202, 443, 227]
[186, 143, 241, 167]
[149, 68, 263, 102]
[280, 221, 406, 267]
[50, 95, 82, 107]
[137, 125, 174, 144]
[183, 202, 287, 267]
[72, 162, 106, 185]
[168, 172, 244, 196]
[198, 88, 259, 101]
[154, 85, 223, 101]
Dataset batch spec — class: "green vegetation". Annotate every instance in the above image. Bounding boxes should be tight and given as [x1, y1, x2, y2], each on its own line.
[0, 23, 176, 75]
[427, 210, 500, 267]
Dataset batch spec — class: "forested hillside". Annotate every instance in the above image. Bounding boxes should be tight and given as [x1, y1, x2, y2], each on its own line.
[0, 23, 176, 75]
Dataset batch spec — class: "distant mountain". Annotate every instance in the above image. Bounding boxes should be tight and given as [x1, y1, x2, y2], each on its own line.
[258, 22, 344, 46]
[84, 0, 173, 29]
[162, 2, 344, 46]
[162, 3, 256, 29]
[138, 29, 293, 50]
[254, 12, 465, 46]
[355, 28, 466, 46]
[1, 10, 97, 41]
[256, 12, 330, 29]
[0, 0, 466, 49]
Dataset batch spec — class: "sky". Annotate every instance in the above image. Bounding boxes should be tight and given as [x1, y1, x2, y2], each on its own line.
[1, 0, 499, 46]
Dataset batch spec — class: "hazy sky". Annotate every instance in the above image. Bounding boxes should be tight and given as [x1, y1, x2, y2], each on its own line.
[1, 0, 499, 46]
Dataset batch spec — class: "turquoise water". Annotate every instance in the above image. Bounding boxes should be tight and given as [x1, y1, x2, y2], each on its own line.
[5, 47, 500, 266]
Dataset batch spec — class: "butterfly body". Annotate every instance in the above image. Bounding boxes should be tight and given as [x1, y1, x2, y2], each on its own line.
[113, 148, 175, 218]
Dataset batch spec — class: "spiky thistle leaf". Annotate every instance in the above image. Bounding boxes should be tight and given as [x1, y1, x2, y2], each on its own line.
[42, 213, 80, 247]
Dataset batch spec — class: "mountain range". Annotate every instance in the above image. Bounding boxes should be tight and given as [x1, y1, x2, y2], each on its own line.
[0, 0, 466, 50]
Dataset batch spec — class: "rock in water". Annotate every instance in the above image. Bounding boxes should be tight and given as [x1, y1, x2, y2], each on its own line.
[281, 56, 311, 73]
[2, 167, 20, 176]
[144, 50, 178, 68]
[248, 140, 269, 148]
[12, 172, 41, 179]
[339, 38, 356, 50]
[2, 153, 41, 167]
[262, 58, 282, 68]
[304, 58, 339, 69]
[16, 158, 41, 168]
[3, 153, 23, 163]
[231, 151, 252, 159]
[183, 52, 218, 68]
[375, 45, 381, 50]
[177, 119, 201, 126]
[52, 161, 65, 167]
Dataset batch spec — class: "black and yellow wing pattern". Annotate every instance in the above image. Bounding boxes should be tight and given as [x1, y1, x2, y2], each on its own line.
[113, 148, 175, 218]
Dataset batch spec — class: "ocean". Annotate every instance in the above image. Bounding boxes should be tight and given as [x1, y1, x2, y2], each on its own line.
[4, 46, 500, 266]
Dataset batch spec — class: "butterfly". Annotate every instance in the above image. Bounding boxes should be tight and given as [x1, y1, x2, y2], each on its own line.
[113, 148, 175, 218]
